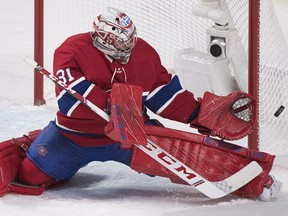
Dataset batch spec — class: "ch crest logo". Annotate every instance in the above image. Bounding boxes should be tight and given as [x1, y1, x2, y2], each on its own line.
[38, 145, 48, 156]
[120, 16, 131, 27]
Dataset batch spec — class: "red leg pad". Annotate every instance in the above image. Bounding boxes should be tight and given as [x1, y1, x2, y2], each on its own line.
[0, 140, 26, 196]
[0, 155, 22, 196]
[130, 126, 275, 198]
[0, 130, 41, 196]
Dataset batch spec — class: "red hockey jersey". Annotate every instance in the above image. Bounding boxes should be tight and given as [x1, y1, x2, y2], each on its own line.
[53, 32, 199, 146]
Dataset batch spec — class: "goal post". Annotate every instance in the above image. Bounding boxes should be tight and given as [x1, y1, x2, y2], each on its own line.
[34, 0, 45, 105]
[248, 0, 260, 150]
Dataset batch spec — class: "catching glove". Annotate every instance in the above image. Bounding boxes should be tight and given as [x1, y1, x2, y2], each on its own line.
[190, 91, 256, 140]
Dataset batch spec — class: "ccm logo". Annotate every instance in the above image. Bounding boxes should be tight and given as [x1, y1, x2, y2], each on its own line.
[142, 142, 205, 187]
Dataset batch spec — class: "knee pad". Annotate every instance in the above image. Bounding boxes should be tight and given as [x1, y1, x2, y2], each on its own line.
[18, 157, 51, 186]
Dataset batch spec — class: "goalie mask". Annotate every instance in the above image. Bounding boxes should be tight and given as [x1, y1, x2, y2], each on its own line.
[92, 7, 137, 64]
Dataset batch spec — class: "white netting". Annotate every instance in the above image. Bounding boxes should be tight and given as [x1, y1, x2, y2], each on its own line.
[257, 0, 288, 155]
[42, 0, 288, 154]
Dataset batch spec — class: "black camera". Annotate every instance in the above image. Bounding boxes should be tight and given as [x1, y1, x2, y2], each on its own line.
[208, 37, 226, 58]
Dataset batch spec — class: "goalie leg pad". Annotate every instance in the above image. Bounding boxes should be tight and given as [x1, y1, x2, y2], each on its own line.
[130, 126, 275, 198]
[0, 130, 41, 196]
[0, 154, 22, 196]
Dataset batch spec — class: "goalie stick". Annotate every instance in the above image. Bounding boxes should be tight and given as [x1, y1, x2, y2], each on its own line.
[23, 56, 262, 199]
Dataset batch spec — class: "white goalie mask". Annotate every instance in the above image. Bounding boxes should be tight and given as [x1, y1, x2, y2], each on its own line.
[92, 7, 137, 64]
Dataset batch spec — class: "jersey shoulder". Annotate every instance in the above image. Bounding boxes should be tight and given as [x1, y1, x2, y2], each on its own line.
[63, 32, 91, 43]
[136, 38, 156, 52]
[133, 37, 160, 60]
[55, 32, 92, 51]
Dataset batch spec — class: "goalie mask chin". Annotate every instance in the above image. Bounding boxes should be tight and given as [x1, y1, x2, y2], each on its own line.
[92, 7, 137, 64]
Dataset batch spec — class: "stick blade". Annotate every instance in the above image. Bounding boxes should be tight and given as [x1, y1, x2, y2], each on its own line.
[211, 161, 263, 198]
[105, 83, 147, 148]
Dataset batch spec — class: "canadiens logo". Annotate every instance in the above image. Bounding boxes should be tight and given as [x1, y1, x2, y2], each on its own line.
[119, 16, 131, 27]
[38, 145, 48, 156]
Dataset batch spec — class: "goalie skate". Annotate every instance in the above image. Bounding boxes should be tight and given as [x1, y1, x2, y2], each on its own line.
[258, 175, 282, 201]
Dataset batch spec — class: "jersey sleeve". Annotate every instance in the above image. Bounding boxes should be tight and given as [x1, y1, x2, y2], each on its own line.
[144, 59, 199, 123]
[53, 41, 109, 121]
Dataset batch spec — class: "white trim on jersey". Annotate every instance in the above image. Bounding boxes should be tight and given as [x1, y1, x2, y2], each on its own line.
[55, 115, 84, 133]
[66, 84, 94, 116]
[156, 89, 185, 114]
[56, 77, 86, 101]
[146, 74, 176, 101]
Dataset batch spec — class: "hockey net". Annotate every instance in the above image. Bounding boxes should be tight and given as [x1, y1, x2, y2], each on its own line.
[35, 0, 288, 155]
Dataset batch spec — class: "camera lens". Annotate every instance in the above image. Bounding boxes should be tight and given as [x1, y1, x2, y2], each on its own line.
[210, 44, 222, 57]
